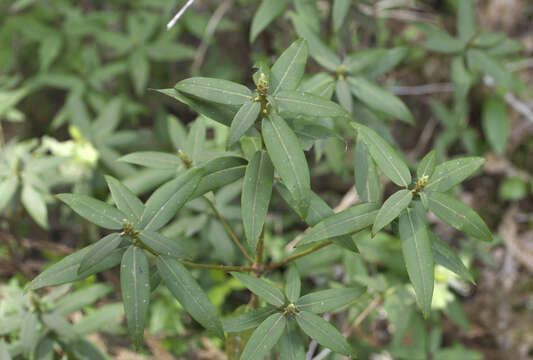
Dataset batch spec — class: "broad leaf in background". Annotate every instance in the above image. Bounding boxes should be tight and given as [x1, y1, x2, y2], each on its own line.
[482, 96, 508, 154]
[250, 0, 290, 43]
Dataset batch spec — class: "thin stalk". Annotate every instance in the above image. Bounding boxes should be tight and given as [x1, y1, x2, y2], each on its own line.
[180, 260, 254, 272]
[264, 241, 333, 271]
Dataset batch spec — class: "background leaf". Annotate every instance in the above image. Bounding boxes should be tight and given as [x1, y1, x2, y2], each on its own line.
[250, 0, 290, 42]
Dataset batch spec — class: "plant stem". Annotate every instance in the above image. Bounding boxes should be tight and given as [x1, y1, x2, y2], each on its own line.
[263, 240, 333, 271]
[205, 197, 255, 265]
[180, 260, 253, 272]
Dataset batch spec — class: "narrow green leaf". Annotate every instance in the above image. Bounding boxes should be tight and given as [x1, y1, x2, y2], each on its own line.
[335, 78, 353, 113]
[296, 286, 365, 313]
[67, 94, 92, 139]
[425, 157, 485, 192]
[0, 177, 18, 211]
[250, 0, 290, 42]
[32, 335, 53, 360]
[423, 30, 465, 54]
[366, 47, 408, 78]
[482, 96, 508, 154]
[140, 168, 204, 231]
[41, 313, 74, 340]
[242, 151, 274, 251]
[347, 76, 413, 124]
[270, 38, 309, 94]
[21, 184, 48, 229]
[223, 307, 276, 332]
[73, 303, 124, 336]
[274, 90, 347, 118]
[93, 97, 122, 137]
[129, 50, 149, 96]
[156, 256, 224, 338]
[60, 339, 110, 360]
[79, 233, 122, 274]
[279, 321, 305, 360]
[457, 0, 476, 42]
[138, 230, 185, 258]
[285, 266, 301, 303]
[168, 116, 187, 151]
[0, 340, 9, 360]
[175, 77, 252, 106]
[416, 150, 437, 179]
[399, 207, 434, 318]
[53, 284, 112, 316]
[228, 101, 261, 146]
[352, 123, 412, 187]
[263, 113, 310, 215]
[105, 176, 144, 222]
[191, 156, 247, 198]
[343, 49, 385, 74]
[231, 272, 285, 307]
[373, 189, 413, 234]
[118, 151, 182, 169]
[57, 194, 127, 230]
[120, 246, 150, 348]
[430, 233, 474, 283]
[427, 192, 492, 242]
[185, 118, 205, 162]
[240, 313, 287, 360]
[298, 202, 378, 246]
[21, 312, 38, 354]
[299, 73, 335, 99]
[332, 0, 351, 32]
[296, 311, 352, 356]
[354, 139, 382, 203]
[468, 49, 521, 92]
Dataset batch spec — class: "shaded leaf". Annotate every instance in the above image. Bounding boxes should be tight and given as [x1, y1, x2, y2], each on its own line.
[192, 156, 247, 198]
[354, 139, 382, 203]
[79, 233, 122, 274]
[105, 176, 144, 222]
[270, 38, 309, 94]
[425, 157, 485, 192]
[457, 0, 476, 42]
[175, 77, 252, 106]
[240, 312, 287, 360]
[231, 272, 285, 307]
[430, 233, 474, 283]
[279, 321, 306, 360]
[228, 101, 261, 146]
[296, 286, 365, 313]
[332, 0, 351, 32]
[138, 230, 185, 258]
[0, 177, 19, 211]
[274, 90, 347, 118]
[285, 266, 301, 303]
[250, 0, 290, 42]
[57, 194, 126, 230]
[118, 151, 182, 169]
[416, 150, 437, 179]
[373, 189, 413, 234]
[223, 307, 277, 332]
[21, 184, 48, 229]
[482, 96, 508, 154]
[296, 311, 352, 356]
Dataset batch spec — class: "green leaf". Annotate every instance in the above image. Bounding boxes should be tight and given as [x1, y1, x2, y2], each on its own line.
[57, 194, 127, 230]
[21, 312, 38, 354]
[118, 151, 182, 169]
[120, 246, 150, 348]
[168, 116, 187, 151]
[270, 38, 309, 94]
[274, 90, 347, 118]
[352, 123, 412, 187]
[343, 49, 385, 74]
[399, 207, 434, 318]
[191, 156, 247, 198]
[298, 202, 379, 246]
[373, 189, 413, 235]
[67, 94, 92, 139]
[185, 118, 206, 162]
[105, 176, 144, 222]
[295, 311, 352, 356]
[332, 0, 351, 32]
[299, 73, 335, 99]
[79, 233, 122, 274]
[430, 233, 474, 283]
[129, 50, 150, 96]
[21, 184, 48, 229]
[32, 335, 54, 360]
[457, 0, 476, 42]
[138, 229, 185, 258]
[0, 340, 9, 360]
[468, 49, 521, 92]
[263, 113, 310, 215]
[285, 266, 301, 303]
[223, 307, 277, 332]
[423, 30, 465, 54]
[427, 192, 492, 242]
[499, 177, 528, 201]
[228, 101, 261, 146]
[93, 98, 122, 138]
[240, 313, 287, 360]
[242, 151, 274, 251]
[175, 77, 252, 106]
[250, 0, 290, 42]
[347, 76, 413, 124]
[290, 12, 341, 71]
[73, 303, 124, 336]
[416, 150, 437, 179]
[0, 177, 18, 211]
[140, 168, 204, 231]
[279, 321, 305, 360]
[296, 286, 365, 313]
[335, 78, 353, 113]
[366, 47, 408, 78]
[155, 88, 238, 127]
[60, 339, 110, 360]
[231, 272, 285, 307]
[425, 157, 485, 192]
[53, 284, 112, 315]
[482, 96, 508, 154]
[156, 256, 224, 338]
[354, 139, 382, 203]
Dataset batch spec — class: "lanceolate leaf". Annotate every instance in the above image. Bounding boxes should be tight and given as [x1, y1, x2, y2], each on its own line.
[285, 266, 301, 303]
[228, 101, 261, 146]
[79, 233, 122, 274]
[297, 202, 378, 246]
[263, 113, 310, 215]
[138, 230, 185, 258]
[120, 246, 150, 349]
[21, 312, 38, 354]
[105, 176, 144, 222]
[354, 139, 382, 203]
[250, 0, 290, 42]
[21, 184, 48, 229]
[416, 150, 437, 179]
[57, 194, 127, 230]
[0, 177, 18, 211]
[240, 313, 287, 360]
[274, 90, 347, 118]
[457, 0, 476, 42]
[191, 156, 247, 198]
[279, 321, 306, 360]
[399, 207, 434, 318]
[242, 151, 274, 251]
[423, 30, 465, 54]
[373, 189, 413, 235]
[427, 192, 492, 242]
[156, 256, 224, 338]
[482, 96, 508, 155]
[231, 272, 285, 307]
[332, 0, 351, 32]
[468, 49, 521, 92]
[118, 151, 182, 169]
[347, 76, 413, 124]
[223, 307, 277, 332]
[270, 38, 309, 94]
[295, 311, 352, 356]
[175, 77, 252, 106]
[352, 123, 411, 187]
[296, 286, 365, 313]
[425, 157, 485, 192]
[430, 233, 474, 283]
[335, 78, 353, 113]
[140, 168, 204, 231]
